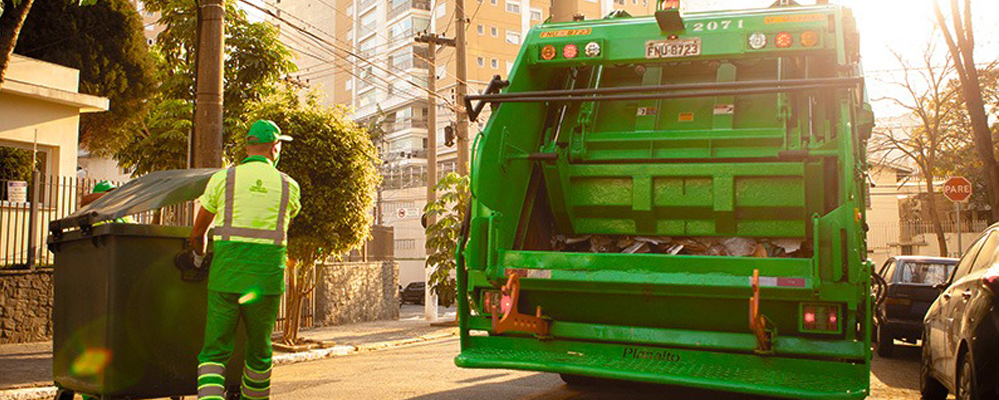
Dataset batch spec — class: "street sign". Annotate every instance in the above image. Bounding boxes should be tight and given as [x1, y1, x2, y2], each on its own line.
[397, 207, 408, 219]
[943, 176, 972, 203]
[6, 181, 27, 203]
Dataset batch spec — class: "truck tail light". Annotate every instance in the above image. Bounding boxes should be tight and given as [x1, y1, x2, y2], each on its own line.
[775, 32, 793, 48]
[801, 303, 840, 333]
[800, 30, 819, 47]
[563, 44, 579, 59]
[540, 45, 556, 60]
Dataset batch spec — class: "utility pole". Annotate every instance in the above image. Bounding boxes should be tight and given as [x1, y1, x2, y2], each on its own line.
[415, 33, 454, 322]
[454, 0, 469, 175]
[192, 0, 225, 168]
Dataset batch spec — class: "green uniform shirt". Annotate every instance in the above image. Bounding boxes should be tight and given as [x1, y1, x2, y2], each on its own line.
[199, 156, 301, 295]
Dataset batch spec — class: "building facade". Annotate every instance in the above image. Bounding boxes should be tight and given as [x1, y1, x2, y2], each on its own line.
[268, 0, 658, 285]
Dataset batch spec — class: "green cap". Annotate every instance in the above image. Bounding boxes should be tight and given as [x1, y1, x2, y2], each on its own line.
[247, 120, 292, 144]
[93, 181, 116, 193]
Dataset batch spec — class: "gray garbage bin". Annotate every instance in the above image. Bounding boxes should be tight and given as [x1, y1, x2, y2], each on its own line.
[48, 223, 244, 400]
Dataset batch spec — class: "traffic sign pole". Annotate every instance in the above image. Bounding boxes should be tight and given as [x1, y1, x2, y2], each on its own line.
[943, 176, 972, 257]
[957, 201, 962, 257]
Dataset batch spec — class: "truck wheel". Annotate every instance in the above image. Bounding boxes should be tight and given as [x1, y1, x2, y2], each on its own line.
[53, 389, 74, 400]
[877, 324, 894, 358]
[559, 373, 607, 387]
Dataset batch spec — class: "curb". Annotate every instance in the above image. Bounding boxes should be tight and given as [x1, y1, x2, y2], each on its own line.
[0, 330, 458, 400]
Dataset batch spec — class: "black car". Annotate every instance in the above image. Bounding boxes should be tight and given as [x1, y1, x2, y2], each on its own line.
[921, 227, 999, 400]
[401, 282, 426, 305]
[875, 256, 957, 357]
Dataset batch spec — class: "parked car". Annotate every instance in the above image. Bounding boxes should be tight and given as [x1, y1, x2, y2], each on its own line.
[401, 282, 426, 305]
[921, 226, 999, 400]
[875, 256, 958, 357]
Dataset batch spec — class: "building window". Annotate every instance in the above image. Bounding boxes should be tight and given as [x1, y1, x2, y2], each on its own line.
[490, 26, 498, 36]
[505, 60, 513, 74]
[477, 56, 485, 67]
[477, 24, 484, 35]
[505, 30, 521, 44]
[346, 78, 353, 90]
[505, 0, 520, 13]
[491, 58, 499, 69]
[436, 3, 446, 18]
[394, 239, 416, 250]
[613, 0, 624, 4]
[530, 8, 542, 21]
[490, 0, 497, 5]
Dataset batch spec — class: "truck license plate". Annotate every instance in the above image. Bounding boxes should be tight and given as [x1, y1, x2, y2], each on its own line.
[645, 38, 702, 59]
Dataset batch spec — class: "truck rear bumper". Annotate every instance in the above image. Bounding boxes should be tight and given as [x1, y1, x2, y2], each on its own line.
[456, 335, 869, 400]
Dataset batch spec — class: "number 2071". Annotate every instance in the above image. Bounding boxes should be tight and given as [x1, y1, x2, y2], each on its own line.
[690, 20, 744, 32]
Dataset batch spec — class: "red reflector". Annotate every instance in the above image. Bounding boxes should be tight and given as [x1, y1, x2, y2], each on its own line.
[563, 44, 579, 59]
[828, 311, 837, 325]
[804, 311, 815, 323]
[775, 32, 793, 48]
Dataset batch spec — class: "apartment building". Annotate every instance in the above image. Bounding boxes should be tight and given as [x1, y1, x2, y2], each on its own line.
[271, 0, 658, 286]
[131, 0, 165, 46]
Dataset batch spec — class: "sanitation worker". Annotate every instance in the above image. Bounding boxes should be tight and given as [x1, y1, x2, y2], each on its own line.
[81, 181, 134, 223]
[187, 120, 301, 400]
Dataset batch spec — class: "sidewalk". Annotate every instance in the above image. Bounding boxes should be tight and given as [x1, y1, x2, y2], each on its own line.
[0, 305, 457, 399]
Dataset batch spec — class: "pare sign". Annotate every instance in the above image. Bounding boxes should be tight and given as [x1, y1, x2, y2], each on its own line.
[942, 176, 972, 203]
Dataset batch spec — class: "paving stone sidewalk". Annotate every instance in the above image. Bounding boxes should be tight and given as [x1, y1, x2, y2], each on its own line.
[0, 305, 457, 399]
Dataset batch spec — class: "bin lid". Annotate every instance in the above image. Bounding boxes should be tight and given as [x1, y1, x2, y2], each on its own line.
[50, 168, 219, 234]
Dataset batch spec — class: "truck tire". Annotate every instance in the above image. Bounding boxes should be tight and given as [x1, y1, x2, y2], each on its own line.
[559, 373, 607, 387]
[877, 324, 894, 358]
[53, 389, 74, 400]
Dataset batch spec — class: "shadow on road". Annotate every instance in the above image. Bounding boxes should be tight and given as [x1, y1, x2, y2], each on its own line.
[405, 374, 782, 400]
[871, 343, 922, 392]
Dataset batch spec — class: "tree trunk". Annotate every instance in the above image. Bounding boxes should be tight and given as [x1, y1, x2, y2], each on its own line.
[959, 78, 999, 223]
[924, 180, 949, 257]
[0, 0, 34, 89]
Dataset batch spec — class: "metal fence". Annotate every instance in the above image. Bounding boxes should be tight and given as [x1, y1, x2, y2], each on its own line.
[1, 174, 194, 268]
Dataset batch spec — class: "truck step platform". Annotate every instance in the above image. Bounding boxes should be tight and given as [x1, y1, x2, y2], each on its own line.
[456, 336, 868, 400]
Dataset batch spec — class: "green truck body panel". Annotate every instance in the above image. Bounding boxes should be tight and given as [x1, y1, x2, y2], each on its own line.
[457, 4, 874, 399]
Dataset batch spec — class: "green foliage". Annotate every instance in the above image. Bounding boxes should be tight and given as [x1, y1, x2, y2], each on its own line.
[143, 0, 295, 160]
[423, 173, 469, 308]
[245, 88, 381, 265]
[14, 0, 156, 155]
[0, 147, 33, 181]
[114, 97, 192, 175]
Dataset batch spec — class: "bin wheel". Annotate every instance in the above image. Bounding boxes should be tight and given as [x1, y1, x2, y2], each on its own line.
[171, 397, 185, 400]
[54, 389, 74, 400]
[225, 385, 241, 400]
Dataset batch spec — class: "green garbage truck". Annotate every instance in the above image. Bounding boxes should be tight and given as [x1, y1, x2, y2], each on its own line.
[454, 1, 876, 399]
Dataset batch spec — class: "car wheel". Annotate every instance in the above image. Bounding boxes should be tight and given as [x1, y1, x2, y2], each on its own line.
[957, 351, 981, 400]
[921, 346, 948, 400]
[876, 324, 894, 358]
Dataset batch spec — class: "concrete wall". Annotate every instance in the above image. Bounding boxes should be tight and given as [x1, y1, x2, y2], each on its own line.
[0, 269, 53, 344]
[314, 261, 399, 326]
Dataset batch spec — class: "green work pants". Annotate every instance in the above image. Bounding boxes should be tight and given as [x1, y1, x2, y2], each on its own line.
[197, 291, 280, 400]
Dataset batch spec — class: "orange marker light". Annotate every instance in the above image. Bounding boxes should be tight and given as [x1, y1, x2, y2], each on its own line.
[775, 32, 793, 48]
[563, 44, 579, 59]
[801, 30, 819, 47]
[540, 45, 556, 60]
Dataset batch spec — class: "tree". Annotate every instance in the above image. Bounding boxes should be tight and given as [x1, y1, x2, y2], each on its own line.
[244, 89, 380, 345]
[934, 0, 999, 222]
[142, 0, 294, 160]
[0, 0, 96, 88]
[870, 45, 960, 256]
[0, 146, 34, 181]
[114, 97, 192, 175]
[13, 0, 157, 155]
[423, 173, 470, 309]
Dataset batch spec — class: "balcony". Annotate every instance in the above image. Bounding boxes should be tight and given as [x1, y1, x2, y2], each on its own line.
[388, 0, 431, 20]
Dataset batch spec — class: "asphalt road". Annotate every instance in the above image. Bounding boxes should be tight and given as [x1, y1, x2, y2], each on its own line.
[272, 337, 926, 400]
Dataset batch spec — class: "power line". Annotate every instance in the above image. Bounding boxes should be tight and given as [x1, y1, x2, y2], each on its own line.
[241, 0, 456, 108]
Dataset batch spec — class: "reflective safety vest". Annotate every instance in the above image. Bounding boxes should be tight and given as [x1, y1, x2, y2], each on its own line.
[199, 156, 301, 295]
